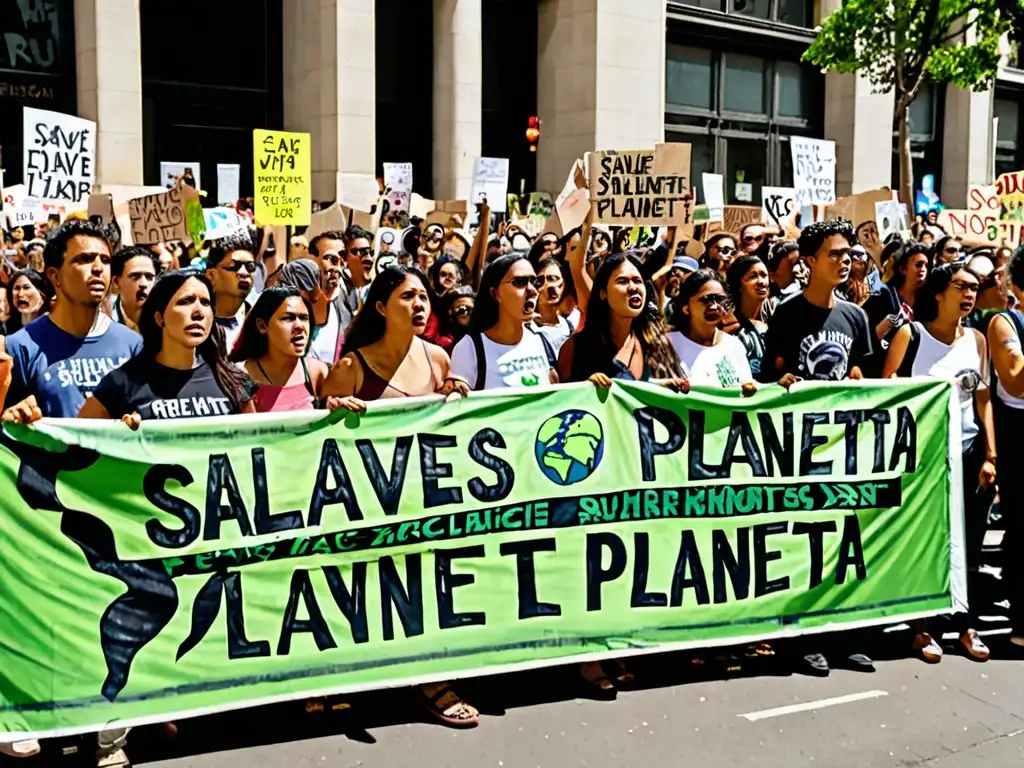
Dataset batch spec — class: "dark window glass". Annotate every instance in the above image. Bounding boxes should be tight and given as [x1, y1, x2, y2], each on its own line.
[908, 84, 935, 140]
[676, 0, 725, 10]
[724, 53, 766, 114]
[666, 45, 715, 110]
[776, 0, 811, 26]
[995, 98, 1019, 149]
[777, 61, 810, 119]
[730, 0, 771, 19]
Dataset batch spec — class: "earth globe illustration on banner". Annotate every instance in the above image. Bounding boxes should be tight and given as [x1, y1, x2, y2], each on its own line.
[534, 410, 605, 486]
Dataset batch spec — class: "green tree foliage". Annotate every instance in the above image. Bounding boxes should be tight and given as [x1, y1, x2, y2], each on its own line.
[804, 0, 1020, 210]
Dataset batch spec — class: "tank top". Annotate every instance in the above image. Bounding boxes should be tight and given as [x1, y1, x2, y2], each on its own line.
[353, 339, 441, 400]
[994, 311, 1024, 410]
[909, 322, 984, 446]
[252, 358, 317, 413]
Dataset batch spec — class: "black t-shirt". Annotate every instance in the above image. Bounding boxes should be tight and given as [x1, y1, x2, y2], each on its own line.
[93, 357, 240, 420]
[761, 293, 874, 382]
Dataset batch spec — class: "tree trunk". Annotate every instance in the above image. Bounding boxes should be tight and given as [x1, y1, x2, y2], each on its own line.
[897, 100, 914, 224]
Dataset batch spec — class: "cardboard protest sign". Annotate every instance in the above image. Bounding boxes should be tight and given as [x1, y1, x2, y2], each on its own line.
[128, 183, 203, 246]
[721, 205, 761, 235]
[587, 144, 691, 227]
[338, 173, 380, 214]
[968, 185, 1000, 214]
[22, 106, 96, 204]
[253, 129, 312, 226]
[996, 172, 1024, 221]
[0, 380, 960, 740]
[702, 173, 724, 222]
[761, 186, 796, 230]
[303, 202, 348, 245]
[425, 200, 468, 227]
[217, 164, 240, 204]
[409, 193, 434, 221]
[471, 158, 510, 213]
[554, 160, 589, 233]
[826, 188, 892, 227]
[87, 193, 114, 225]
[937, 209, 1021, 248]
[791, 137, 836, 207]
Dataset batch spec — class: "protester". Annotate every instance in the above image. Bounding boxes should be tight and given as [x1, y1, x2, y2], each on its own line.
[767, 239, 802, 299]
[343, 225, 374, 302]
[701, 233, 739, 276]
[205, 230, 258, 353]
[558, 252, 683, 385]
[962, 253, 1006, 336]
[883, 263, 993, 662]
[739, 224, 768, 255]
[663, 254, 698, 310]
[151, 242, 176, 274]
[110, 246, 158, 332]
[2, 220, 141, 421]
[22, 238, 45, 272]
[288, 234, 309, 262]
[432, 286, 476, 354]
[529, 257, 575, 355]
[79, 269, 254, 423]
[987, 247, 1024, 645]
[933, 235, 964, 266]
[864, 242, 930, 351]
[429, 254, 466, 297]
[5, 268, 52, 336]
[450, 254, 557, 389]
[306, 229, 360, 362]
[837, 244, 873, 306]
[231, 286, 335, 412]
[723, 255, 773, 377]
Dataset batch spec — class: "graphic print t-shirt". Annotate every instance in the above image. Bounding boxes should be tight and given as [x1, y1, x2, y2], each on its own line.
[450, 331, 553, 390]
[93, 357, 240, 420]
[760, 293, 873, 381]
[668, 331, 753, 388]
[4, 314, 142, 417]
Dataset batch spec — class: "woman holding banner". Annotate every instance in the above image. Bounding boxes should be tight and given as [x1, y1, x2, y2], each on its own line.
[883, 262, 994, 662]
[78, 269, 255, 424]
[320, 265, 476, 727]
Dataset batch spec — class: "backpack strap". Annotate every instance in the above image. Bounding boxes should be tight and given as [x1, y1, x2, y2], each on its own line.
[895, 322, 920, 378]
[471, 332, 487, 392]
[532, 327, 558, 369]
[565, 316, 575, 336]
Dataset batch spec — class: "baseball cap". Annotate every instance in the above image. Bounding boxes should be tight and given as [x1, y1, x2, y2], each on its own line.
[672, 255, 699, 273]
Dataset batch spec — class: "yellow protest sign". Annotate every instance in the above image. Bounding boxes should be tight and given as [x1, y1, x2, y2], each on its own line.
[253, 129, 311, 226]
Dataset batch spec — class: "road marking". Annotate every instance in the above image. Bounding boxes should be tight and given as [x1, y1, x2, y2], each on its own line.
[739, 690, 888, 722]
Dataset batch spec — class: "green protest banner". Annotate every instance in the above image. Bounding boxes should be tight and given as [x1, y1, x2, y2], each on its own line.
[0, 380, 962, 740]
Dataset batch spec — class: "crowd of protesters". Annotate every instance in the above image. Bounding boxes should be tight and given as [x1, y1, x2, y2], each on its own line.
[1, 203, 1022, 762]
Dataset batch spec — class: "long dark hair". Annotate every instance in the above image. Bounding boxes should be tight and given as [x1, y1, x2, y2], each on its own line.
[469, 253, 529, 333]
[439, 285, 476, 342]
[5, 268, 53, 333]
[670, 268, 724, 335]
[341, 265, 428, 355]
[914, 263, 972, 323]
[888, 242, 931, 290]
[570, 251, 682, 381]
[136, 268, 251, 412]
[231, 286, 315, 363]
[725, 255, 763, 311]
[428, 255, 466, 295]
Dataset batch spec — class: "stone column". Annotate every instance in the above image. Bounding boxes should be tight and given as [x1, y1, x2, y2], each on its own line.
[283, 0, 375, 202]
[432, 0, 482, 201]
[823, 73, 895, 195]
[74, 0, 143, 186]
[941, 85, 993, 204]
[536, 0, 666, 194]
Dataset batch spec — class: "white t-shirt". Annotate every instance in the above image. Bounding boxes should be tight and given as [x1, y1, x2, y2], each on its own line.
[530, 316, 574, 357]
[668, 330, 752, 388]
[309, 302, 342, 364]
[450, 330, 553, 390]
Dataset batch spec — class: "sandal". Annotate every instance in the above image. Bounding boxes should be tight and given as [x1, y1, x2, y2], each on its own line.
[0, 740, 40, 758]
[960, 629, 990, 662]
[608, 658, 635, 687]
[579, 661, 617, 699]
[912, 632, 943, 663]
[417, 682, 479, 728]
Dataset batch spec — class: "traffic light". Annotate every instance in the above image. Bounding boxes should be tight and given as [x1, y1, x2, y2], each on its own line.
[526, 116, 540, 153]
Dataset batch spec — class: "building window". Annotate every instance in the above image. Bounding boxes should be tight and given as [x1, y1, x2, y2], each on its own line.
[996, 96, 1021, 177]
[675, 0, 814, 27]
[665, 45, 823, 205]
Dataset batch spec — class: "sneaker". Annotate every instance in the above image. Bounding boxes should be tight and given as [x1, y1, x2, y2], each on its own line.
[801, 652, 830, 676]
[842, 652, 876, 672]
[0, 739, 41, 758]
[913, 632, 943, 664]
[96, 748, 130, 768]
[960, 629, 990, 661]
[1011, 630, 1024, 647]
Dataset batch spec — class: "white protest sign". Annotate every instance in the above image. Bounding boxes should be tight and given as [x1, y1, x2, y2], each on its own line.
[791, 137, 836, 206]
[875, 200, 904, 242]
[471, 157, 510, 213]
[203, 207, 249, 241]
[555, 160, 589, 233]
[159, 161, 201, 192]
[22, 106, 96, 204]
[384, 162, 413, 192]
[702, 173, 724, 222]
[761, 186, 796, 229]
[217, 163, 240, 204]
[337, 173, 380, 213]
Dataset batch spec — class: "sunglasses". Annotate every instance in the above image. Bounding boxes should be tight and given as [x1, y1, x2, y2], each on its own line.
[698, 293, 729, 307]
[716, 246, 737, 257]
[452, 305, 473, 316]
[742, 235, 764, 245]
[222, 260, 257, 274]
[321, 252, 343, 266]
[951, 278, 980, 292]
[505, 276, 543, 289]
[349, 247, 372, 257]
[851, 249, 868, 262]
[945, 246, 963, 255]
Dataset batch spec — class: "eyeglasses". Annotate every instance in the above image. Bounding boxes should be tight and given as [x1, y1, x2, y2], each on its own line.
[698, 293, 729, 307]
[504, 276, 543, 289]
[452, 305, 473, 316]
[222, 260, 257, 274]
[349, 247, 372, 257]
[951, 278, 980, 293]
[321, 252, 343, 266]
